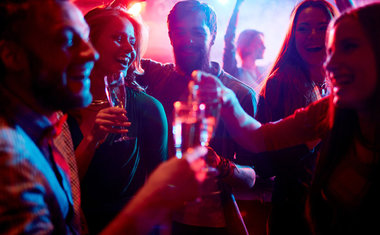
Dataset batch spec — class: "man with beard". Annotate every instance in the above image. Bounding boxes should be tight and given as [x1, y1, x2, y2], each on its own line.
[0, 0, 210, 233]
[138, 1, 256, 234]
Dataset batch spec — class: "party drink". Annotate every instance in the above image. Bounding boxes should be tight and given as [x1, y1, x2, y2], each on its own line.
[105, 81, 126, 109]
[199, 116, 216, 147]
[173, 116, 201, 159]
[104, 73, 132, 142]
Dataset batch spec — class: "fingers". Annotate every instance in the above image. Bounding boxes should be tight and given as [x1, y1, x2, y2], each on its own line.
[184, 146, 208, 183]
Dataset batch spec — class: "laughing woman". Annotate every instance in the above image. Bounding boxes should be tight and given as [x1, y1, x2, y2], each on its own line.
[254, 1, 337, 234]
[68, 4, 168, 234]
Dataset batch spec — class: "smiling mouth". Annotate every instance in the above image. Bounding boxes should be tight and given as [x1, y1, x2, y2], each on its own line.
[117, 58, 130, 67]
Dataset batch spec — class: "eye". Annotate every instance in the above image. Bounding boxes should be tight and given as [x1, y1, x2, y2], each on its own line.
[58, 30, 74, 48]
[296, 26, 309, 33]
[193, 29, 206, 37]
[341, 41, 358, 53]
[318, 25, 328, 32]
[113, 34, 124, 43]
[171, 29, 185, 37]
[129, 37, 136, 47]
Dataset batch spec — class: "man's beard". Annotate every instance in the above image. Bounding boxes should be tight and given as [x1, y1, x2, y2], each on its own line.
[173, 45, 210, 76]
[28, 52, 92, 113]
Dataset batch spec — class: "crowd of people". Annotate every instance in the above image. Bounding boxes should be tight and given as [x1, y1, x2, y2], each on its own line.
[0, 0, 378, 235]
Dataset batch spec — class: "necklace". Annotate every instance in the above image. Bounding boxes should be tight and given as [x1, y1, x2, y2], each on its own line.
[91, 99, 108, 105]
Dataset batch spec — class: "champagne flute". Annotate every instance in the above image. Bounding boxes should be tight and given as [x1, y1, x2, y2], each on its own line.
[104, 72, 133, 142]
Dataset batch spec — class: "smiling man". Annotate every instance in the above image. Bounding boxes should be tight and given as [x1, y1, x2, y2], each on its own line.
[137, 1, 257, 234]
[0, 0, 97, 233]
[0, 0, 209, 234]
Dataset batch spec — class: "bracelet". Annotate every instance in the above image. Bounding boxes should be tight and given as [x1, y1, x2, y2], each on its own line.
[217, 157, 236, 178]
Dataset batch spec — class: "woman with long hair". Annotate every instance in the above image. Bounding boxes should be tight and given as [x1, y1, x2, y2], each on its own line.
[68, 3, 168, 234]
[255, 1, 337, 234]
[307, 3, 380, 234]
[196, 2, 379, 234]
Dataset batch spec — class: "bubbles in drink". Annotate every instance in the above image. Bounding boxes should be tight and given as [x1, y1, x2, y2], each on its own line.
[200, 116, 216, 147]
[105, 81, 126, 108]
[173, 116, 198, 159]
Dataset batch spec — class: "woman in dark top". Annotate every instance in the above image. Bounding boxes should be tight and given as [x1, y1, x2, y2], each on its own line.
[255, 1, 337, 234]
[308, 3, 380, 234]
[68, 4, 168, 234]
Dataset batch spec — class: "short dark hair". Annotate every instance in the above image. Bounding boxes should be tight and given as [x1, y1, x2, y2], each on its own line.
[167, 0, 217, 40]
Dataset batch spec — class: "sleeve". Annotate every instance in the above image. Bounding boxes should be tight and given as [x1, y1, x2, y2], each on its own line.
[228, 86, 259, 166]
[0, 129, 54, 234]
[256, 74, 284, 123]
[223, 5, 240, 78]
[260, 96, 331, 152]
[140, 96, 168, 174]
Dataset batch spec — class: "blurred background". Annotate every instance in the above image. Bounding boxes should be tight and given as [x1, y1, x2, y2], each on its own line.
[74, 0, 380, 67]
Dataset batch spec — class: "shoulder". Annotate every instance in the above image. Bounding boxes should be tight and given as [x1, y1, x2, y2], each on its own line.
[219, 69, 256, 99]
[141, 59, 175, 73]
[0, 119, 29, 155]
[135, 92, 166, 119]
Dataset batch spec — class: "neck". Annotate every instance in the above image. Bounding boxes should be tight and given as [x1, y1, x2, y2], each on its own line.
[357, 109, 376, 144]
[242, 58, 257, 71]
[308, 65, 325, 84]
[89, 68, 108, 100]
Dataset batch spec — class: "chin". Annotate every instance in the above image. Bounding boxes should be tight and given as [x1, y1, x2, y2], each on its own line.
[333, 96, 352, 109]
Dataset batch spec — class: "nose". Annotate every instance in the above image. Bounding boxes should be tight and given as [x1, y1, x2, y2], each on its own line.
[324, 50, 339, 77]
[80, 39, 99, 63]
[122, 41, 134, 53]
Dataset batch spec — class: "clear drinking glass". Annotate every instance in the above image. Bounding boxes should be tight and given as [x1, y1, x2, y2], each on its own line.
[172, 101, 200, 159]
[104, 72, 133, 142]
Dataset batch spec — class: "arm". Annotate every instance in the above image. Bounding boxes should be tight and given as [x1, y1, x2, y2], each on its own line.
[0, 131, 53, 234]
[100, 147, 208, 235]
[223, 0, 244, 77]
[141, 96, 168, 173]
[74, 107, 130, 180]
[335, 0, 355, 13]
[195, 71, 329, 153]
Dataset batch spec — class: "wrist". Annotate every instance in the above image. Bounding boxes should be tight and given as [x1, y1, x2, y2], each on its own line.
[217, 157, 236, 178]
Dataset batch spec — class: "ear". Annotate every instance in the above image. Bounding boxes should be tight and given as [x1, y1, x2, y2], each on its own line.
[0, 40, 29, 71]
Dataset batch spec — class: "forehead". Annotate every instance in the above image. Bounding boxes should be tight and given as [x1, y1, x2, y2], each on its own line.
[29, 1, 88, 37]
[171, 11, 209, 31]
[328, 17, 365, 46]
[297, 6, 330, 24]
[104, 16, 135, 35]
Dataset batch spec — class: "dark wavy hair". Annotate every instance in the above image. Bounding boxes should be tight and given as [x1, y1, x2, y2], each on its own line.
[308, 3, 380, 234]
[167, 0, 217, 44]
[85, 4, 145, 91]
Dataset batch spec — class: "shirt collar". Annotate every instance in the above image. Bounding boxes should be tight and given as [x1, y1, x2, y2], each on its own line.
[0, 86, 63, 146]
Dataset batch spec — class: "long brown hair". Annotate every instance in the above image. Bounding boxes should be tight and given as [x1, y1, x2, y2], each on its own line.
[85, 4, 146, 91]
[257, 0, 337, 122]
[308, 3, 380, 234]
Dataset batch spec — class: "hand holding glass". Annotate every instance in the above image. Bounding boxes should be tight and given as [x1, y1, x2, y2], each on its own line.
[104, 73, 133, 142]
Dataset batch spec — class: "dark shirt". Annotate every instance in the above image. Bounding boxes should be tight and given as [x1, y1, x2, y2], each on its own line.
[137, 59, 257, 165]
[70, 87, 168, 234]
